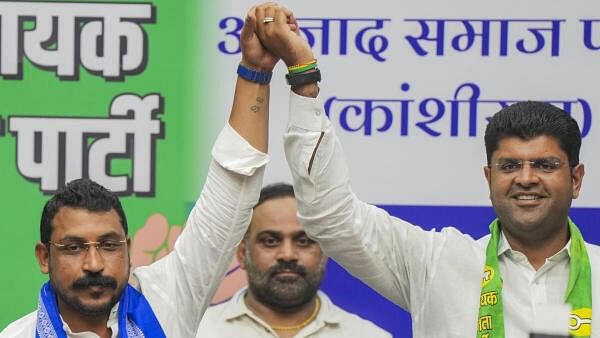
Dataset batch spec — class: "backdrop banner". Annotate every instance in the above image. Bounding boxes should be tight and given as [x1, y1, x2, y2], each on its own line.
[0, 0, 213, 328]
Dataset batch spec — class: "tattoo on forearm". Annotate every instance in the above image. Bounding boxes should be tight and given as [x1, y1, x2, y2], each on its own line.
[250, 96, 265, 113]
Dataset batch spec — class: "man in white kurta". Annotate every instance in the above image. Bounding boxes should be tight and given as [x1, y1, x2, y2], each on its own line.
[2, 2, 276, 335]
[283, 91, 600, 337]
[0, 124, 268, 337]
[239, 3, 600, 337]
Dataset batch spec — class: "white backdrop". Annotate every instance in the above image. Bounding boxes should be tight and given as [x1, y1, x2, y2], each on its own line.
[205, 0, 600, 207]
[198, 2, 600, 336]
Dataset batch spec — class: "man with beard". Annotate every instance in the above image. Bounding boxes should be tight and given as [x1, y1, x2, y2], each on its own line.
[0, 1, 274, 335]
[196, 183, 391, 338]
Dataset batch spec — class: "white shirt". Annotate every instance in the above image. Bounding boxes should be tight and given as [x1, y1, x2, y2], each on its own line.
[196, 288, 392, 338]
[282, 91, 600, 338]
[1, 124, 269, 338]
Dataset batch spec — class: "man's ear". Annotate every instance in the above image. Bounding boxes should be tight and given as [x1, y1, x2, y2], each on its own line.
[127, 237, 132, 266]
[35, 243, 50, 274]
[236, 240, 247, 271]
[571, 163, 585, 199]
[483, 165, 492, 187]
[483, 165, 493, 199]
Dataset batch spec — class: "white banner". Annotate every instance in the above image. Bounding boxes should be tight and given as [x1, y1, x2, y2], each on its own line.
[207, 0, 600, 207]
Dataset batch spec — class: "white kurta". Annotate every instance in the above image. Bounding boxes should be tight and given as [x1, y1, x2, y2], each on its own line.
[1, 124, 268, 338]
[282, 91, 600, 338]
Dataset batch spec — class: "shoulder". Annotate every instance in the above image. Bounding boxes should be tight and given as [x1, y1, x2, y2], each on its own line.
[476, 233, 492, 247]
[584, 242, 600, 284]
[196, 294, 249, 338]
[318, 293, 392, 337]
[197, 291, 245, 328]
[585, 242, 600, 259]
[1, 311, 37, 337]
[585, 241, 600, 250]
[200, 298, 236, 320]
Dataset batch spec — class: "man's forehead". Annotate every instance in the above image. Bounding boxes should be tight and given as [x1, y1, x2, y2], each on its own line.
[254, 228, 306, 237]
[51, 206, 124, 237]
[250, 197, 299, 227]
[253, 196, 296, 212]
[493, 135, 565, 157]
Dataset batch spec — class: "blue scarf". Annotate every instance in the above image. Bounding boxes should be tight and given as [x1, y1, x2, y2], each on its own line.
[35, 281, 165, 338]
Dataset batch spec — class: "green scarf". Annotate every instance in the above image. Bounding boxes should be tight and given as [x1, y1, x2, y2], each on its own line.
[477, 218, 592, 338]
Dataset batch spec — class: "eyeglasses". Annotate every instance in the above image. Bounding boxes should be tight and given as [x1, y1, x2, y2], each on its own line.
[492, 158, 567, 174]
[47, 239, 127, 258]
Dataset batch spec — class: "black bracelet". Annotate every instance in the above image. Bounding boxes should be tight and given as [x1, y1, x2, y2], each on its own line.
[285, 68, 321, 86]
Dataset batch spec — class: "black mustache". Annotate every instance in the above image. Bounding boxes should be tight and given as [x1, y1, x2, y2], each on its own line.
[269, 260, 306, 276]
[72, 274, 117, 289]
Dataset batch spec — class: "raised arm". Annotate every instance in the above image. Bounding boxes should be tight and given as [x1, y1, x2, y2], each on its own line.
[131, 6, 288, 337]
[229, 4, 279, 152]
[255, 3, 444, 311]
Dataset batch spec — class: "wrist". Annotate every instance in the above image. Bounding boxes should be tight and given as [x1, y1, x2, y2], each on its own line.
[292, 83, 319, 98]
[286, 68, 321, 86]
[287, 59, 317, 74]
[283, 50, 315, 68]
[237, 63, 272, 84]
[288, 66, 320, 98]
[239, 58, 272, 72]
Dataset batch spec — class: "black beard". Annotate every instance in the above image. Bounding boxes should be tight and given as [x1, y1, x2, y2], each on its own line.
[245, 259, 323, 313]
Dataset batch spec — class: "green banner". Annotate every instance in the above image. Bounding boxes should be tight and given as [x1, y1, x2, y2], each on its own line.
[0, 0, 217, 327]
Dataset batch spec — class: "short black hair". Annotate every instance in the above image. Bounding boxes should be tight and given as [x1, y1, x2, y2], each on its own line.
[254, 183, 295, 209]
[244, 183, 295, 240]
[484, 101, 581, 166]
[40, 178, 128, 243]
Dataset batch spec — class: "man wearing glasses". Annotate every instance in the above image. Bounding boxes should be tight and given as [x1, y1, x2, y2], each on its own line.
[0, 2, 275, 335]
[247, 3, 600, 338]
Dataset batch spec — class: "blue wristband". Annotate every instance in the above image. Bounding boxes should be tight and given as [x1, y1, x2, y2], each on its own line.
[237, 64, 272, 84]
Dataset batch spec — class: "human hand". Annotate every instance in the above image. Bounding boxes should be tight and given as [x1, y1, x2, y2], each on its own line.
[253, 2, 314, 67]
[240, 3, 280, 72]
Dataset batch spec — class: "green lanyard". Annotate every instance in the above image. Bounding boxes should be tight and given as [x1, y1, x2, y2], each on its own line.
[476, 219, 592, 338]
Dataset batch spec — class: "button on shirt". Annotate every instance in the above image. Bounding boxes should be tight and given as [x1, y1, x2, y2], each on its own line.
[1, 124, 269, 338]
[282, 91, 600, 338]
[197, 288, 392, 338]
